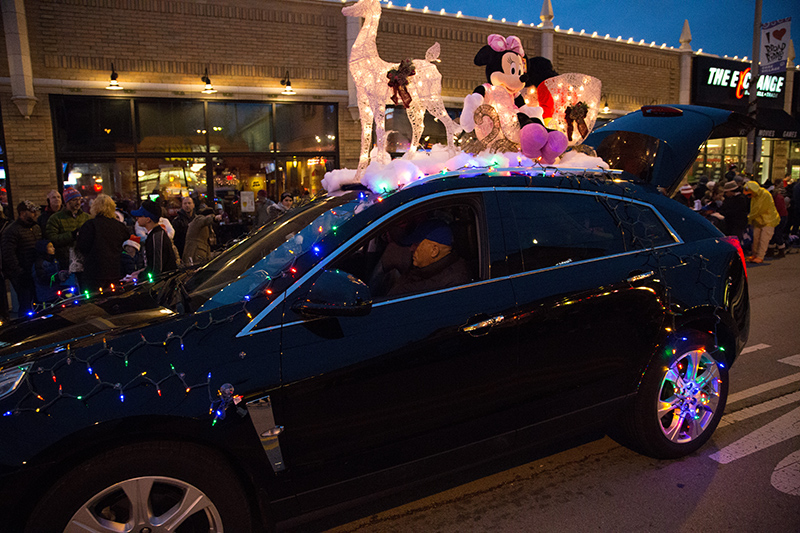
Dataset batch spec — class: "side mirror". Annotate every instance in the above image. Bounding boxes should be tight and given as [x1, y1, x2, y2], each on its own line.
[291, 270, 372, 318]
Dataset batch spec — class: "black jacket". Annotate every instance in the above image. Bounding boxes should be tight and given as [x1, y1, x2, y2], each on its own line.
[718, 194, 749, 240]
[171, 209, 195, 256]
[77, 215, 130, 287]
[143, 224, 177, 278]
[1, 217, 42, 282]
[387, 252, 470, 297]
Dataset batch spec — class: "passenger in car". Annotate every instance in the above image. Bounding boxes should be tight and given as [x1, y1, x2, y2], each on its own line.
[387, 219, 470, 297]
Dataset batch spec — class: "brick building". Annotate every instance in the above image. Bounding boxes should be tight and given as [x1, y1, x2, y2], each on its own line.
[0, 0, 796, 218]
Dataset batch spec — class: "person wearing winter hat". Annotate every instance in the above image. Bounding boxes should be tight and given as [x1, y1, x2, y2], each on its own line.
[121, 235, 144, 275]
[387, 219, 470, 297]
[132, 199, 177, 278]
[674, 184, 697, 209]
[743, 181, 780, 263]
[32, 240, 71, 303]
[45, 187, 90, 268]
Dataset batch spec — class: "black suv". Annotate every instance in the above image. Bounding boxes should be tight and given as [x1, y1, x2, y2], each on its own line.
[0, 105, 749, 531]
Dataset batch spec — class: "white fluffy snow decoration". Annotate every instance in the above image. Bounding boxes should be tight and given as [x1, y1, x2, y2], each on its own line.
[320, 168, 359, 193]
[556, 150, 609, 170]
[321, 145, 610, 194]
[360, 159, 426, 193]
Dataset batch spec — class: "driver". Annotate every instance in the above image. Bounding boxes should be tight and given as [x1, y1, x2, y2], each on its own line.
[387, 219, 470, 297]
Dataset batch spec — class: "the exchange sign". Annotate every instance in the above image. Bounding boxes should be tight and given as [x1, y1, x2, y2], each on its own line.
[760, 18, 791, 75]
[692, 56, 786, 110]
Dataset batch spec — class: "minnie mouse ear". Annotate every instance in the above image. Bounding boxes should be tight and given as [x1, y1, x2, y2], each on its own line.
[473, 45, 495, 66]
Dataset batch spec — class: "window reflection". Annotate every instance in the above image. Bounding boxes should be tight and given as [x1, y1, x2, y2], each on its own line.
[136, 100, 206, 153]
[208, 102, 273, 153]
[137, 157, 207, 202]
[274, 104, 337, 152]
[53, 96, 134, 153]
[384, 106, 460, 154]
[62, 160, 136, 201]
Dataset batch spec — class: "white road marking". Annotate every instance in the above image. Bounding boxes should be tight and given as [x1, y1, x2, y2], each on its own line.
[772, 449, 800, 496]
[709, 405, 800, 464]
[742, 343, 771, 354]
[779, 354, 800, 368]
[718, 391, 800, 427]
[727, 372, 800, 405]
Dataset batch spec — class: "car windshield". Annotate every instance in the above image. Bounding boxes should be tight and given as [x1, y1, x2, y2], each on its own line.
[181, 190, 377, 311]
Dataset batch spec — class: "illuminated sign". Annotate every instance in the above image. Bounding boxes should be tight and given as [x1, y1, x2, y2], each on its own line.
[691, 56, 786, 111]
[705, 66, 784, 99]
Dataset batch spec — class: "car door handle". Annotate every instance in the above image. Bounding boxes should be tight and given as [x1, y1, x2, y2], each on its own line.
[461, 315, 504, 336]
[627, 270, 655, 283]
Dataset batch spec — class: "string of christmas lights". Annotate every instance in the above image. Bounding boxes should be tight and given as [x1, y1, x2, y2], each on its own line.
[3, 300, 254, 421]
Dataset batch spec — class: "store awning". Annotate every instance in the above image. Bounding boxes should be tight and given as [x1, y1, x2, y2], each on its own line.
[756, 108, 800, 139]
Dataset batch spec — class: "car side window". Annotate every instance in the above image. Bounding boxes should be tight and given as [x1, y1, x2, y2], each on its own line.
[604, 198, 677, 250]
[329, 201, 481, 299]
[507, 191, 626, 272]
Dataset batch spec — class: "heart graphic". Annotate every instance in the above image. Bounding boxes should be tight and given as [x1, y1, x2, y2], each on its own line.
[774, 28, 786, 40]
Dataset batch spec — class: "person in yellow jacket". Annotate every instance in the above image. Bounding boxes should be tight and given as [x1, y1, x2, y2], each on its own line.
[743, 181, 780, 263]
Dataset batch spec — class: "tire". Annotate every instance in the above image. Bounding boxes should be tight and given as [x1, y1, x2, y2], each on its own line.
[25, 441, 256, 533]
[618, 331, 728, 459]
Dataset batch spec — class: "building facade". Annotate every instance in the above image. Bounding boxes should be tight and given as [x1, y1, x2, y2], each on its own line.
[0, 0, 796, 218]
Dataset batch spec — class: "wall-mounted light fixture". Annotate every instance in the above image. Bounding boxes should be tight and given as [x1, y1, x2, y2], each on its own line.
[106, 63, 123, 90]
[281, 71, 296, 95]
[603, 100, 610, 114]
[201, 68, 217, 94]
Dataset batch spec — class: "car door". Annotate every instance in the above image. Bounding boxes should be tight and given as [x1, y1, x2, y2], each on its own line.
[499, 189, 670, 424]
[273, 191, 520, 475]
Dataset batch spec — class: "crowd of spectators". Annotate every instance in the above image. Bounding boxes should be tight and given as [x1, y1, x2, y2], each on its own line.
[0, 187, 305, 320]
[673, 164, 797, 264]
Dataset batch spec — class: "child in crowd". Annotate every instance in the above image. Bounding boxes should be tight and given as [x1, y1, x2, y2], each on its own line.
[32, 240, 72, 304]
[121, 235, 144, 275]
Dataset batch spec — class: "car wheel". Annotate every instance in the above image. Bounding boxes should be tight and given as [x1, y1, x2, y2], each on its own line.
[621, 331, 728, 459]
[25, 441, 257, 533]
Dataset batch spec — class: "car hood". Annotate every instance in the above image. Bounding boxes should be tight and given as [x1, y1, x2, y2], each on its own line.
[584, 105, 753, 196]
[0, 288, 176, 363]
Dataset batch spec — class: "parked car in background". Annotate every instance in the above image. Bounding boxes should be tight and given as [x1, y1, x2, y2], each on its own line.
[0, 105, 749, 532]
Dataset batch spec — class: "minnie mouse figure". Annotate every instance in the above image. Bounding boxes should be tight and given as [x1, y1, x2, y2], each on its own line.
[461, 34, 567, 164]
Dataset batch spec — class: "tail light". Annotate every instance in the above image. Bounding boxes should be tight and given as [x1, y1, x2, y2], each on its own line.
[722, 236, 747, 279]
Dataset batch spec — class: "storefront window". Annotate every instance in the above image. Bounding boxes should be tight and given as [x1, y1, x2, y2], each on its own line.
[62, 160, 136, 202]
[274, 104, 337, 152]
[137, 157, 207, 203]
[136, 100, 206, 153]
[208, 102, 273, 153]
[384, 106, 460, 154]
[759, 140, 772, 184]
[790, 141, 800, 181]
[53, 96, 134, 153]
[0, 106, 9, 217]
[52, 95, 338, 230]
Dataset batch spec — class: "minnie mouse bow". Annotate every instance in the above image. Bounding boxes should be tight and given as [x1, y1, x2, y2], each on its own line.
[487, 34, 524, 57]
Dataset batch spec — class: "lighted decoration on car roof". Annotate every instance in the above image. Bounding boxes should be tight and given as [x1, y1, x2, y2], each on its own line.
[328, 0, 608, 196]
[322, 145, 610, 194]
[342, 0, 461, 179]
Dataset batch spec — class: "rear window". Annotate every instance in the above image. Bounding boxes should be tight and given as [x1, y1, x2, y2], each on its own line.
[594, 131, 661, 183]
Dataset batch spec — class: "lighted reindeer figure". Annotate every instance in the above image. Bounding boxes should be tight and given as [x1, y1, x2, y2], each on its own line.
[343, 0, 462, 177]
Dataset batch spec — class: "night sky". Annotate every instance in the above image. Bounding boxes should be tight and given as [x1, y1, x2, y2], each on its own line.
[403, 0, 800, 61]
